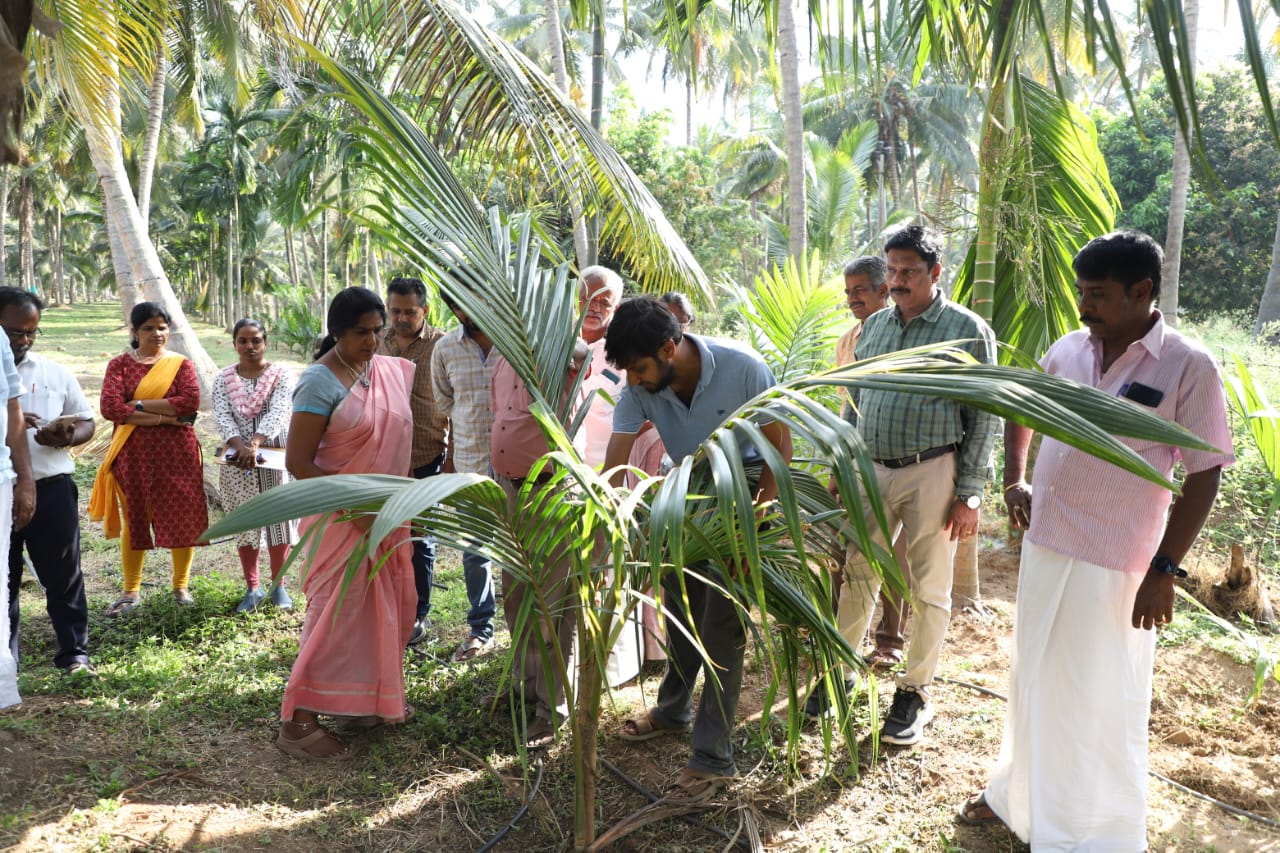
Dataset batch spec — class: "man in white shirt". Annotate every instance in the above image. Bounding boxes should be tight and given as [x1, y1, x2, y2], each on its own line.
[2, 288, 94, 676]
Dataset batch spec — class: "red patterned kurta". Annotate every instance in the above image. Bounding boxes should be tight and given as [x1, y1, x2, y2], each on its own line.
[99, 353, 207, 550]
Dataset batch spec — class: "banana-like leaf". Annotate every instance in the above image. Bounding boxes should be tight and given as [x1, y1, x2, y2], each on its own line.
[1226, 356, 1280, 520]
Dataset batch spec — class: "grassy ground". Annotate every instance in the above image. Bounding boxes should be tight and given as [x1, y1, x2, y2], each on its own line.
[1, 304, 1278, 852]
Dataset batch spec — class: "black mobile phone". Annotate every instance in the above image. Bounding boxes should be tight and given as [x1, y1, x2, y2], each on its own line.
[1122, 382, 1164, 407]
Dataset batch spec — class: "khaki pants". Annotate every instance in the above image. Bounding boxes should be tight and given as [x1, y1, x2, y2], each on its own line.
[838, 452, 958, 690]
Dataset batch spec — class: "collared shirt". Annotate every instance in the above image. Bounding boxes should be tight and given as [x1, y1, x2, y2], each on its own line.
[16, 351, 89, 481]
[1027, 312, 1234, 574]
[580, 342, 626, 468]
[834, 320, 863, 368]
[489, 352, 586, 479]
[0, 334, 24, 483]
[379, 324, 447, 468]
[612, 333, 776, 464]
[848, 292, 999, 496]
[430, 326, 494, 476]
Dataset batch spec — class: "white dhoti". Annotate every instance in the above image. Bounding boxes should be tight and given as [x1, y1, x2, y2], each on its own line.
[985, 540, 1154, 852]
[0, 480, 20, 708]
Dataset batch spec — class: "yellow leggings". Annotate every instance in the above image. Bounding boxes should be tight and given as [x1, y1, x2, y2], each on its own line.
[119, 507, 194, 595]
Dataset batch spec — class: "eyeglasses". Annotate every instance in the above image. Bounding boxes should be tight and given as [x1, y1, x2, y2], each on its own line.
[2, 326, 41, 340]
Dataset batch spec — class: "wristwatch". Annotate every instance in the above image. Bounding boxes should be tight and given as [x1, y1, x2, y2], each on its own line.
[134, 401, 145, 412]
[956, 494, 981, 510]
[1149, 554, 1188, 578]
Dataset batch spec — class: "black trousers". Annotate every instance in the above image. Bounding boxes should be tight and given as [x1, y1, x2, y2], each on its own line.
[8, 474, 89, 669]
[411, 453, 445, 621]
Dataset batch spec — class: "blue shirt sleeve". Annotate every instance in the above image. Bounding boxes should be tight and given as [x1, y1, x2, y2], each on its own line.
[612, 385, 647, 434]
[292, 364, 348, 416]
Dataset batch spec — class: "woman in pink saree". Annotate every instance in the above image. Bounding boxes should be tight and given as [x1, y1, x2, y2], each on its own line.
[276, 287, 417, 761]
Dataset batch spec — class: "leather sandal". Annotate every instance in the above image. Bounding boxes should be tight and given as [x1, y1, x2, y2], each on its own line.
[524, 716, 560, 750]
[451, 635, 495, 663]
[106, 595, 139, 617]
[619, 710, 693, 742]
[665, 768, 732, 804]
[276, 721, 354, 761]
[866, 647, 904, 670]
[957, 792, 1004, 826]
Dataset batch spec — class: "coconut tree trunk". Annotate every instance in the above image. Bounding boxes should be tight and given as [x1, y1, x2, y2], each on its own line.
[82, 100, 217, 393]
[136, 44, 166, 232]
[777, 0, 805, 263]
[0, 164, 8, 288]
[1254, 206, 1280, 340]
[1162, 0, 1199, 328]
[17, 168, 31, 293]
[586, 6, 605, 266]
[542, 0, 590, 268]
[52, 208, 64, 304]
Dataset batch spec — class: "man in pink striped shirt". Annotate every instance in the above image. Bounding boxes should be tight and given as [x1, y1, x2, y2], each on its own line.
[960, 231, 1234, 849]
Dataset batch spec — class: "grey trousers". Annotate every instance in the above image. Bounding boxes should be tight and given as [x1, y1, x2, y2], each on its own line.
[651, 566, 746, 776]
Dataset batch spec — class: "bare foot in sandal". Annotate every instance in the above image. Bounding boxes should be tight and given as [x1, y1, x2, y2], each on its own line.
[276, 720, 354, 761]
[956, 792, 1004, 827]
[665, 768, 732, 804]
[619, 710, 693, 742]
[451, 635, 495, 664]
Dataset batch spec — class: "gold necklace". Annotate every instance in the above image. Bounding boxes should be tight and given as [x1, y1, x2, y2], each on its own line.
[333, 349, 370, 388]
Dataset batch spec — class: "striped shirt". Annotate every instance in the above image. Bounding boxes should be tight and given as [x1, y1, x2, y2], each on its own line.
[848, 291, 999, 496]
[430, 326, 494, 476]
[1027, 314, 1234, 574]
[379, 324, 447, 468]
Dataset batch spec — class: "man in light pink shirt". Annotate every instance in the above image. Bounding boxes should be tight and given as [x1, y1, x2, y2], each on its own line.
[577, 266, 625, 468]
[961, 231, 1234, 849]
[489, 338, 588, 750]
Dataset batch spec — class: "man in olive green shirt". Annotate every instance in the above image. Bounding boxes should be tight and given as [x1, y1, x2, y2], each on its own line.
[831, 224, 998, 747]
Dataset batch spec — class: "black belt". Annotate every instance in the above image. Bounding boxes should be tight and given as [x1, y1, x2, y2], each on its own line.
[874, 443, 958, 469]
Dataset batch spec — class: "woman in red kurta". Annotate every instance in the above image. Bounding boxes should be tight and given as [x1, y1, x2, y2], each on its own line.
[275, 287, 416, 761]
[89, 302, 206, 616]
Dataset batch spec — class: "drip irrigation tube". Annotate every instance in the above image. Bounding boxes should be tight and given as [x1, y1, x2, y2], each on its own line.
[474, 754, 544, 853]
[600, 757, 751, 851]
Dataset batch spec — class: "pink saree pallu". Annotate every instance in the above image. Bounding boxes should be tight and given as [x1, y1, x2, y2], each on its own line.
[280, 355, 417, 724]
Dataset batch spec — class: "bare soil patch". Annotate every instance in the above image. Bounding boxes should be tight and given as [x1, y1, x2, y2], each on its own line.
[2, 502, 1278, 851]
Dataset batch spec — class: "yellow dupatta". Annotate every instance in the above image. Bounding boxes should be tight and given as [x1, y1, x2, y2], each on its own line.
[88, 353, 186, 541]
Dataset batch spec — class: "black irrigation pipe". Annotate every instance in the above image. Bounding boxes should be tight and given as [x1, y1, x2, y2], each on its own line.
[937, 676, 1280, 832]
[474, 754, 544, 853]
[600, 756, 751, 851]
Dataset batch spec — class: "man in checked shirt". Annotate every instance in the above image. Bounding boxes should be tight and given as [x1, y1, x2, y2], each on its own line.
[816, 223, 998, 747]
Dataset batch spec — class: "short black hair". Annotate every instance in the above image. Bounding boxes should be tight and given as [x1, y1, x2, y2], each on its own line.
[843, 256, 888, 285]
[129, 301, 172, 349]
[233, 317, 267, 338]
[0, 287, 43, 315]
[604, 296, 682, 369]
[315, 287, 386, 359]
[883, 224, 943, 268]
[1073, 230, 1163, 299]
[387, 276, 428, 307]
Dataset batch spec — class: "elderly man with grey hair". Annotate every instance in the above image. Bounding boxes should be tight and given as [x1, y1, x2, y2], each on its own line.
[578, 265, 625, 467]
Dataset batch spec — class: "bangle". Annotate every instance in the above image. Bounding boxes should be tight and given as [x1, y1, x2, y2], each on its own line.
[1002, 482, 1024, 494]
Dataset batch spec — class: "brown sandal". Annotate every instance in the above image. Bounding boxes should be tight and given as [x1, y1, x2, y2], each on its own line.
[957, 792, 1004, 826]
[619, 710, 692, 742]
[665, 768, 732, 804]
[276, 721, 354, 761]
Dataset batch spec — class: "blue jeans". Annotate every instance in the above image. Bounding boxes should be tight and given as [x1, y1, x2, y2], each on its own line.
[462, 550, 496, 642]
[411, 454, 445, 621]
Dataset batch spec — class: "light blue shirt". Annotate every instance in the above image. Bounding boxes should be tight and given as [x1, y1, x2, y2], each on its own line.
[0, 334, 26, 483]
[612, 333, 776, 464]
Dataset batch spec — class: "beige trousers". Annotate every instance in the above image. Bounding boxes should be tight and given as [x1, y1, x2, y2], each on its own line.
[838, 452, 958, 690]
